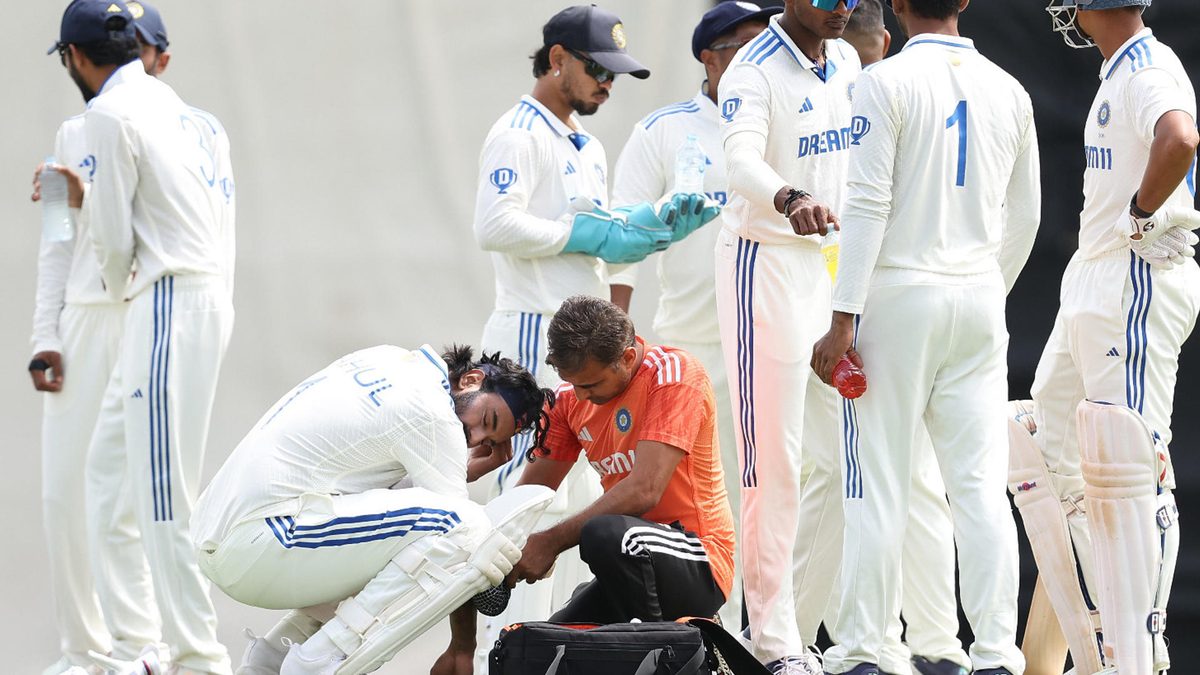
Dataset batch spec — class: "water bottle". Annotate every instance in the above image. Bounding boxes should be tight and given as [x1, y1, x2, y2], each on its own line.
[820, 229, 839, 281]
[674, 134, 706, 194]
[832, 355, 867, 399]
[40, 156, 74, 242]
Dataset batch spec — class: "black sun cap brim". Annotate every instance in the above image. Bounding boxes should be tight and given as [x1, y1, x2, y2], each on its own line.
[588, 50, 650, 79]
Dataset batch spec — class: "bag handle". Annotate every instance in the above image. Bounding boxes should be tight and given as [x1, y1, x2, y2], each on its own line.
[684, 618, 772, 675]
[633, 648, 665, 675]
[544, 644, 567, 675]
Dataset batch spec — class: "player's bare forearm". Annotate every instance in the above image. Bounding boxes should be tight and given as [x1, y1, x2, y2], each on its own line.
[446, 602, 477, 651]
[1135, 111, 1200, 213]
[515, 454, 573, 491]
[610, 284, 633, 313]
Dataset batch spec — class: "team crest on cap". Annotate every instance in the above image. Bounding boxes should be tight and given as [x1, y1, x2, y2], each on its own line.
[615, 408, 632, 433]
[611, 23, 627, 49]
[126, 1, 145, 19]
[106, 3, 124, 12]
[1097, 100, 1111, 128]
[736, 1, 763, 10]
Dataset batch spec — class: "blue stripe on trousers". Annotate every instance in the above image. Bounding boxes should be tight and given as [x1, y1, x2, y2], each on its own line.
[1125, 254, 1151, 413]
[149, 276, 176, 521]
[843, 315, 863, 499]
[266, 507, 461, 549]
[735, 238, 759, 488]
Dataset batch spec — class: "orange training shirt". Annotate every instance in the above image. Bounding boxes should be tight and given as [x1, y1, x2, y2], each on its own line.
[543, 338, 736, 598]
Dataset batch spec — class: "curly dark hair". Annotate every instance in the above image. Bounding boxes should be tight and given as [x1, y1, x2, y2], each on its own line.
[443, 344, 554, 461]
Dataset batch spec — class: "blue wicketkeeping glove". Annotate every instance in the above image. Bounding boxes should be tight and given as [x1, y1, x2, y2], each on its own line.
[660, 193, 722, 242]
[562, 203, 673, 264]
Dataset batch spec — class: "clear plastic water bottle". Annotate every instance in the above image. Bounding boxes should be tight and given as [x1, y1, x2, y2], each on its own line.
[40, 156, 74, 242]
[674, 134, 706, 194]
[821, 228, 839, 281]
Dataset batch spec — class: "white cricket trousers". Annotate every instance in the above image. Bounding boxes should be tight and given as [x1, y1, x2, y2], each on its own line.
[1032, 250, 1200, 495]
[198, 488, 486, 611]
[669, 338, 743, 629]
[715, 231, 842, 663]
[87, 274, 233, 675]
[835, 270, 1023, 674]
[42, 302, 156, 665]
[476, 310, 601, 670]
[715, 232, 966, 668]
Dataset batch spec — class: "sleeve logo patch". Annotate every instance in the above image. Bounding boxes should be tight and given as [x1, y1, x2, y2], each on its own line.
[721, 97, 742, 123]
[490, 167, 517, 194]
[850, 115, 871, 145]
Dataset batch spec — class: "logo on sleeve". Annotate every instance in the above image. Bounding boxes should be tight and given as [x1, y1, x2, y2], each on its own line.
[489, 167, 517, 194]
[1097, 100, 1111, 128]
[79, 154, 97, 180]
[594, 163, 607, 185]
[721, 98, 742, 123]
[850, 116, 871, 145]
[615, 408, 633, 433]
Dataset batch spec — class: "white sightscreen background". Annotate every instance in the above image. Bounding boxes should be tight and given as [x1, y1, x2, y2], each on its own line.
[0, 2, 709, 671]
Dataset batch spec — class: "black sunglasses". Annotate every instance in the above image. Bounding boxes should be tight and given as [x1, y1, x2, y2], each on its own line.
[566, 48, 618, 84]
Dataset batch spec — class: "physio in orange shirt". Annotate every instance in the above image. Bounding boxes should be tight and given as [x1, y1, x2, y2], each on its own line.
[511, 294, 735, 623]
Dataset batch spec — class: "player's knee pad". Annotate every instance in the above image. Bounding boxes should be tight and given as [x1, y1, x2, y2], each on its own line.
[1007, 400, 1105, 675]
[331, 486, 554, 674]
[1076, 400, 1178, 674]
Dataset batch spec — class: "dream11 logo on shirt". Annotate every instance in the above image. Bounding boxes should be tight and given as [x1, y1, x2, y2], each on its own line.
[490, 167, 517, 194]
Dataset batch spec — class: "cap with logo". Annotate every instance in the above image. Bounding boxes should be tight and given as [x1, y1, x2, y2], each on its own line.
[127, 0, 169, 51]
[692, 1, 782, 61]
[543, 4, 650, 80]
[48, 0, 135, 55]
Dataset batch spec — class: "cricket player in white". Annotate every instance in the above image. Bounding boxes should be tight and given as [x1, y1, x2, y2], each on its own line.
[473, 5, 716, 664]
[33, 4, 173, 670]
[192, 345, 554, 675]
[1011, 2, 1200, 673]
[811, 0, 1040, 672]
[716, 2, 861, 671]
[55, 1, 236, 670]
[608, 1, 783, 631]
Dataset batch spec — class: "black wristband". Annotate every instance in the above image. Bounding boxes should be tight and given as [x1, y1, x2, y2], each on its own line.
[28, 358, 51, 372]
[782, 188, 811, 215]
[1130, 193, 1154, 219]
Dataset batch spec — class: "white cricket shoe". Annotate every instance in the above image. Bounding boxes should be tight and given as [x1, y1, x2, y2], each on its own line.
[235, 628, 288, 675]
[767, 650, 823, 675]
[278, 643, 343, 675]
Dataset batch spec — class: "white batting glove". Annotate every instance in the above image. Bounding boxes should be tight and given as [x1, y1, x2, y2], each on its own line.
[1114, 204, 1200, 246]
[1132, 226, 1198, 269]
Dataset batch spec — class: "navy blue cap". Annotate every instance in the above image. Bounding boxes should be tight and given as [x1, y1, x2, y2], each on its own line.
[543, 4, 650, 79]
[49, 0, 136, 55]
[127, 0, 169, 51]
[692, 1, 782, 61]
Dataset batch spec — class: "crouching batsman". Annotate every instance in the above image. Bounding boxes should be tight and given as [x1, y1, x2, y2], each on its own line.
[438, 295, 736, 669]
[190, 345, 556, 674]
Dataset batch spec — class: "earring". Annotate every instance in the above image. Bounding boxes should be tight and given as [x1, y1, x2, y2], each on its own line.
[554, 70, 561, 77]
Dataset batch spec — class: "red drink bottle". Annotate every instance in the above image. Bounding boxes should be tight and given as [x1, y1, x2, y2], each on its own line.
[832, 355, 867, 399]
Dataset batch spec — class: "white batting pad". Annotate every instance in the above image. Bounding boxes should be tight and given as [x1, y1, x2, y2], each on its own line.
[331, 487, 554, 674]
[1007, 401, 1105, 675]
[1077, 400, 1177, 675]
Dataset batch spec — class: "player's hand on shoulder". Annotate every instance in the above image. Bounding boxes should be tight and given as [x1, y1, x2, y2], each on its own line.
[787, 195, 839, 238]
[29, 350, 64, 392]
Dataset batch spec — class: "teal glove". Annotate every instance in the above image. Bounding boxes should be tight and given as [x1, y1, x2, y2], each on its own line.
[660, 193, 722, 242]
[563, 203, 673, 264]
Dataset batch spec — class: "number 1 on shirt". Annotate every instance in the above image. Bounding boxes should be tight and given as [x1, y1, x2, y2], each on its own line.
[945, 100, 967, 187]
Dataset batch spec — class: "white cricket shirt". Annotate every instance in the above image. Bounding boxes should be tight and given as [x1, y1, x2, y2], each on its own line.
[81, 61, 235, 301]
[30, 114, 121, 355]
[832, 35, 1041, 314]
[718, 16, 861, 246]
[474, 95, 613, 315]
[191, 345, 470, 548]
[1079, 28, 1197, 259]
[611, 90, 727, 344]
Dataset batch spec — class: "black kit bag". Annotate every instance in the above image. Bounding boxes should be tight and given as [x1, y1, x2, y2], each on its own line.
[488, 618, 772, 675]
